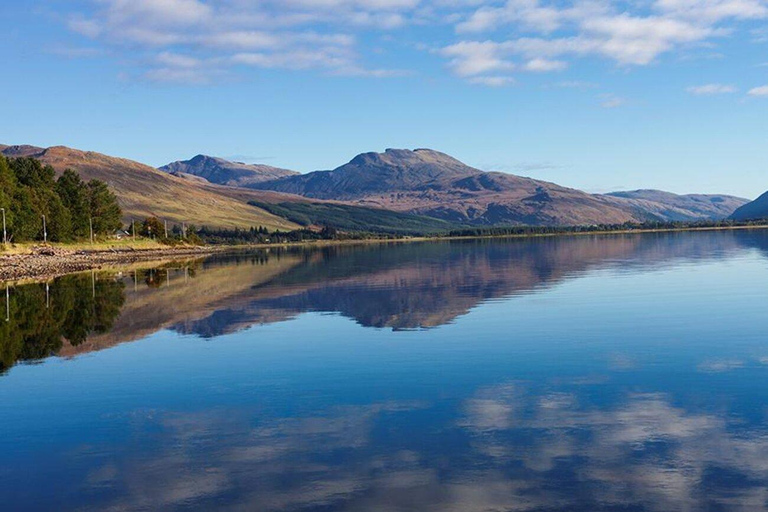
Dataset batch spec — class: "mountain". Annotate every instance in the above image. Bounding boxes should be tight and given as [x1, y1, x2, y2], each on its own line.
[0, 145, 299, 231]
[252, 148, 650, 226]
[605, 190, 749, 221]
[3, 144, 748, 232]
[730, 191, 768, 221]
[159, 154, 299, 187]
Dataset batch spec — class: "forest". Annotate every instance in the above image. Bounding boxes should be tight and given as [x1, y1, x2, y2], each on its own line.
[0, 155, 122, 243]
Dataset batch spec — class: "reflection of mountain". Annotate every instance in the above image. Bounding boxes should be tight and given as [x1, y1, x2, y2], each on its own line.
[175, 231, 765, 336]
[57, 253, 305, 358]
[7, 229, 768, 365]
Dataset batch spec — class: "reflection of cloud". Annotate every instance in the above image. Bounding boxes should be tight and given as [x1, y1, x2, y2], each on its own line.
[459, 384, 520, 431]
[698, 359, 744, 372]
[459, 385, 768, 512]
[76, 384, 768, 511]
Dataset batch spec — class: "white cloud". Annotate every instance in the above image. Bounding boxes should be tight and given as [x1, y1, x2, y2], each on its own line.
[443, 0, 768, 84]
[156, 51, 202, 69]
[551, 80, 598, 89]
[524, 58, 567, 71]
[600, 93, 627, 108]
[748, 85, 768, 96]
[63, 0, 768, 85]
[65, 0, 427, 80]
[468, 75, 516, 86]
[686, 83, 738, 94]
[440, 41, 516, 76]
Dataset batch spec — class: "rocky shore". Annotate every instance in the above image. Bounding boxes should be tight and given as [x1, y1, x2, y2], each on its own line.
[0, 245, 222, 283]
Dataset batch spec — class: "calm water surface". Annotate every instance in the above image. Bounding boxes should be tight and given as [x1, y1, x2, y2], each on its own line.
[2, 231, 768, 511]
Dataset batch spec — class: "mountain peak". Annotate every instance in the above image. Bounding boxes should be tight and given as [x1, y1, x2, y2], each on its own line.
[346, 148, 473, 174]
[159, 154, 298, 187]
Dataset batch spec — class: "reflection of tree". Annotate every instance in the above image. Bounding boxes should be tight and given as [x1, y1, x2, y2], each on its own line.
[143, 269, 168, 288]
[0, 274, 125, 373]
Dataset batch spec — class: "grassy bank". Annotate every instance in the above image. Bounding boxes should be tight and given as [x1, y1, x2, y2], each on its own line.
[0, 238, 174, 255]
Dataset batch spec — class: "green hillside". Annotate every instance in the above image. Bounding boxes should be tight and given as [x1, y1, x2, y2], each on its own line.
[249, 201, 457, 235]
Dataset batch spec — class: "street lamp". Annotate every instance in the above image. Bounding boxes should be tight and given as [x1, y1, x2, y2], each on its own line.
[42, 215, 47, 243]
[1, 208, 6, 245]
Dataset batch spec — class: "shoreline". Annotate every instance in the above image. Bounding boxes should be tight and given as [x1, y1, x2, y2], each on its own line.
[0, 245, 227, 284]
[2, 223, 767, 283]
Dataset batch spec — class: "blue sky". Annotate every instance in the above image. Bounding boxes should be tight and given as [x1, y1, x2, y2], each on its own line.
[1, 0, 767, 198]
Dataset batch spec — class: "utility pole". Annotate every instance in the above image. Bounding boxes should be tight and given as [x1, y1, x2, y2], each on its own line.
[89, 217, 94, 244]
[1, 208, 6, 245]
[132, 219, 136, 240]
[182, 223, 186, 239]
[42, 215, 47, 243]
[164, 220, 168, 239]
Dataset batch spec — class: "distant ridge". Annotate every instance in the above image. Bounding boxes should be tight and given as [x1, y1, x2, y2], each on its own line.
[605, 189, 749, 221]
[160, 154, 298, 187]
[730, 191, 768, 221]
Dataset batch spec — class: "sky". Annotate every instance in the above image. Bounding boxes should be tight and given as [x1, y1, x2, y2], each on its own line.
[1, 0, 767, 198]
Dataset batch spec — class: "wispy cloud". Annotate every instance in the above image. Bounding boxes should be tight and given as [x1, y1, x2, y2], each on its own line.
[748, 85, 768, 96]
[441, 0, 768, 84]
[61, 0, 768, 86]
[468, 76, 516, 86]
[686, 83, 738, 95]
[63, 0, 424, 81]
[600, 93, 627, 108]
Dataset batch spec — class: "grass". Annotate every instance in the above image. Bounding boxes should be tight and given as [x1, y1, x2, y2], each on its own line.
[0, 237, 174, 255]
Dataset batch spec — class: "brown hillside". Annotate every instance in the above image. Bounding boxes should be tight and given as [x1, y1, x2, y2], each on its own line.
[1, 145, 300, 231]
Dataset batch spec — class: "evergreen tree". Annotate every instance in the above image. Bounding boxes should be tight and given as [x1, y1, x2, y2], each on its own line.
[87, 180, 122, 235]
[0, 156, 16, 241]
[56, 170, 90, 238]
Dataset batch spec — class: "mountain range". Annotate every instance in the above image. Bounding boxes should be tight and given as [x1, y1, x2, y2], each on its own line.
[2, 143, 760, 231]
[164, 148, 751, 226]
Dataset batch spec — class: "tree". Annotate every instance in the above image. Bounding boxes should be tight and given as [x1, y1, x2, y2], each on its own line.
[10, 157, 56, 189]
[39, 190, 72, 242]
[87, 180, 122, 235]
[140, 216, 164, 238]
[56, 170, 90, 238]
[0, 156, 16, 241]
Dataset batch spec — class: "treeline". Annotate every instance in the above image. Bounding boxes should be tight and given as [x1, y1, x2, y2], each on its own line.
[446, 219, 768, 238]
[0, 156, 122, 243]
[195, 225, 383, 244]
[191, 219, 768, 246]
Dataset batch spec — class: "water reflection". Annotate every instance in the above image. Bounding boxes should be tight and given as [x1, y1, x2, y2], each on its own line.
[2, 230, 768, 511]
[72, 387, 768, 511]
[3, 230, 768, 370]
[0, 273, 124, 373]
